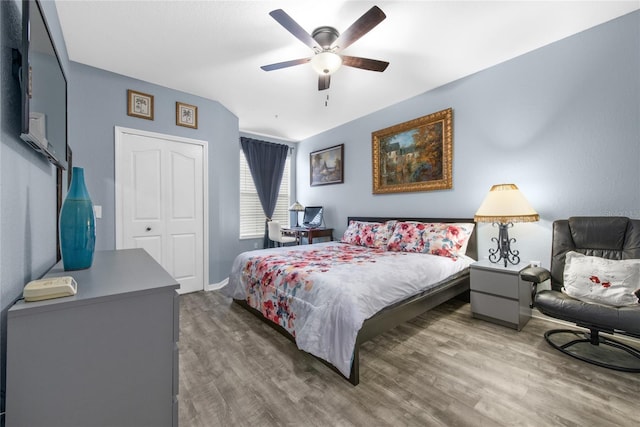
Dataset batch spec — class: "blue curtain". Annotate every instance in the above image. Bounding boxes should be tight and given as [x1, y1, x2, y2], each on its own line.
[240, 137, 289, 248]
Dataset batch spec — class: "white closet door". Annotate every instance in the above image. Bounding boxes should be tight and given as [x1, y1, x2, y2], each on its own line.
[116, 127, 208, 294]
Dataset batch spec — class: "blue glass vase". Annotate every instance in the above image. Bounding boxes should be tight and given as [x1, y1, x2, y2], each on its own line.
[59, 167, 96, 270]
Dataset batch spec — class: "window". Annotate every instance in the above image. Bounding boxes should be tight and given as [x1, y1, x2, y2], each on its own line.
[239, 151, 291, 238]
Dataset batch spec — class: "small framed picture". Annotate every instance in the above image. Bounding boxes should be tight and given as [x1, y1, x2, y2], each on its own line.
[176, 102, 198, 129]
[310, 144, 344, 186]
[127, 89, 154, 120]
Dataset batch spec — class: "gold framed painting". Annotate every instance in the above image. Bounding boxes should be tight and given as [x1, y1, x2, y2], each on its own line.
[176, 102, 198, 129]
[126, 89, 154, 120]
[372, 107, 452, 194]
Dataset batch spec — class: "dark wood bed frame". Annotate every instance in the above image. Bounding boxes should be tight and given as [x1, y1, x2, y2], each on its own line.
[233, 216, 478, 385]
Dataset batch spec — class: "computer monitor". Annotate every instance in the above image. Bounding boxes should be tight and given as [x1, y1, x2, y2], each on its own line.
[302, 206, 323, 228]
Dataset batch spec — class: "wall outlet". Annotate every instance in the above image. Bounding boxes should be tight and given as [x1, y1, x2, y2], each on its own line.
[530, 260, 541, 267]
[253, 242, 258, 249]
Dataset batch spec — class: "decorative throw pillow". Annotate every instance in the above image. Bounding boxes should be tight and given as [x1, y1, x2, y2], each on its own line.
[341, 220, 396, 249]
[562, 251, 640, 306]
[386, 221, 428, 253]
[422, 223, 475, 259]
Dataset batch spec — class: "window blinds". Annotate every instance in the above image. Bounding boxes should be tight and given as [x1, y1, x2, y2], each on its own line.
[239, 152, 290, 238]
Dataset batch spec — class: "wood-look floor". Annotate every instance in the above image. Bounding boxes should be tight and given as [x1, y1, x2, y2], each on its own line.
[178, 291, 639, 427]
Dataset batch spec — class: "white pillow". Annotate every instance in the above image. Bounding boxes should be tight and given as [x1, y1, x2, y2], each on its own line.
[562, 251, 640, 307]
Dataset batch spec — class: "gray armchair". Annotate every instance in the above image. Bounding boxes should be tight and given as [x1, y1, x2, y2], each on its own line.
[520, 217, 640, 372]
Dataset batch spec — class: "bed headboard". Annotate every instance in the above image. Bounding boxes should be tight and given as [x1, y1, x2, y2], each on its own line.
[346, 216, 478, 261]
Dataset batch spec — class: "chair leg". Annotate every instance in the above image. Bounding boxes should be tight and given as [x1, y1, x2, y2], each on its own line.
[544, 329, 640, 373]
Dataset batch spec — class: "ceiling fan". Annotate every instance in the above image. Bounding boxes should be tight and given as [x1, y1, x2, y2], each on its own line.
[260, 6, 389, 91]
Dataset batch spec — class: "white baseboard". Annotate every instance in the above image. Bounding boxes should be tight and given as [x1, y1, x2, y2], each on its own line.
[206, 277, 228, 291]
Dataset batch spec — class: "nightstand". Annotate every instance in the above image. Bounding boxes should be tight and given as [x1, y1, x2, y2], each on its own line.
[470, 260, 532, 331]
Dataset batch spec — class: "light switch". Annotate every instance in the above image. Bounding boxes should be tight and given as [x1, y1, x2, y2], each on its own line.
[94, 205, 102, 219]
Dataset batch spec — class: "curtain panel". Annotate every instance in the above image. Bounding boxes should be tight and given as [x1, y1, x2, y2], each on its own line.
[240, 137, 289, 248]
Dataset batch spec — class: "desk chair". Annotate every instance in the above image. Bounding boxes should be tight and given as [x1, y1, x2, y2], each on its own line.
[268, 221, 297, 247]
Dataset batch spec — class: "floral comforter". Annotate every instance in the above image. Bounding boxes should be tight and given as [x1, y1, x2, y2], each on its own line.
[221, 242, 473, 377]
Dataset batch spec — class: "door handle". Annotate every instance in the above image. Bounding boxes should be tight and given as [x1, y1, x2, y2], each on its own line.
[146, 227, 152, 232]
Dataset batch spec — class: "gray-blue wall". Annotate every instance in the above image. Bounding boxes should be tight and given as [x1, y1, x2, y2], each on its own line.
[69, 62, 240, 286]
[0, 0, 67, 412]
[296, 11, 640, 268]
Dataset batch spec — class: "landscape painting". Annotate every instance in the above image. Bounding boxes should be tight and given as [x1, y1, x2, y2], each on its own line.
[372, 108, 452, 194]
[310, 144, 344, 186]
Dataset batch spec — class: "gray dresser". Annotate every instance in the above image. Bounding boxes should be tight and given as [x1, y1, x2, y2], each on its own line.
[6, 249, 180, 427]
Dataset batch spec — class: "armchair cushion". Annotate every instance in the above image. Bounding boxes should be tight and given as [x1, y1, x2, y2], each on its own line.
[536, 290, 640, 335]
[562, 251, 640, 307]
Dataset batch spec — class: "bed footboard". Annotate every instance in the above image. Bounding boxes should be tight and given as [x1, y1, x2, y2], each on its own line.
[231, 216, 476, 385]
[232, 299, 353, 381]
[232, 271, 470, 386]
[349, 273, 469, 385]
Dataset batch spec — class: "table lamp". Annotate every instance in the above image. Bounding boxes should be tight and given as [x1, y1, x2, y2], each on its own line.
[474, 183, 539, 267]
[289, 201, 304, 227]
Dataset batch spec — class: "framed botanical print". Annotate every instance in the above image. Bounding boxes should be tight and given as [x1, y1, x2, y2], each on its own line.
[127, 89, 154, 120]
[176, 102, 198, 129]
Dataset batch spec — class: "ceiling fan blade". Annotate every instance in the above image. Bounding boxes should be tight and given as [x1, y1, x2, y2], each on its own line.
[318, 74, 330, 91]
[331, 6, 386, 52]
[341, 56, 389, 72]
[269, 9, 320, 50]
[261, 57, 311, 71]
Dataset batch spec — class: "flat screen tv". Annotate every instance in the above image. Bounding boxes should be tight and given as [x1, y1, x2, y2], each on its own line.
[18, 0, 67, 169]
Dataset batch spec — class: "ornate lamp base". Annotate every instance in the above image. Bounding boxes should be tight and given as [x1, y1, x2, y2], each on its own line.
[488, 222, 521, 267]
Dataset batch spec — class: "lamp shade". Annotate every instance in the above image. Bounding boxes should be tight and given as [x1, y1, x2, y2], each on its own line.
[310, 52, 342, 75]
[474, 184, 539, 224]
[289, 201, 304, 212]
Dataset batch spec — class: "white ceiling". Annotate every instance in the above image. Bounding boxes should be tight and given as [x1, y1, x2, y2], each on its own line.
[55, 1, 639, 141]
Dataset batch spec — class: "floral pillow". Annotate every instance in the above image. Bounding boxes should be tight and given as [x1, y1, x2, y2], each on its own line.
[422, 223, 475, 259]
[341, 220, 397, 249]
[386, 222, 429, 253]
[562, 251, 640, 306]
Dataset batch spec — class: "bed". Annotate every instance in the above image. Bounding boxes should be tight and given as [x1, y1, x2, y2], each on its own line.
[221, 216, 477, 385]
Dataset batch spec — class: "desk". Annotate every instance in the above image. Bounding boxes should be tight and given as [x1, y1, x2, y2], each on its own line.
[284, 227, 334, 244]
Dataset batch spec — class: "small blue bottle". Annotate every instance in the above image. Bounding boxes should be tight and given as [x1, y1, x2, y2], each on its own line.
[59, 167, 96, 270]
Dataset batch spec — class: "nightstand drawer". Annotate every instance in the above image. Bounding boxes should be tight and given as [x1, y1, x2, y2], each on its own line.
[470, 291, 518, 326]
[471, 267, 519, 299]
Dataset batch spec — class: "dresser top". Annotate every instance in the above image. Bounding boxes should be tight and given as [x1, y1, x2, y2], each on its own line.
[10, 249, 179, 315]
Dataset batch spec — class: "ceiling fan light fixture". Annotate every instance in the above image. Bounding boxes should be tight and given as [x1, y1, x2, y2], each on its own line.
[262, 7, 387, 90]
[311, 52, 342, 75]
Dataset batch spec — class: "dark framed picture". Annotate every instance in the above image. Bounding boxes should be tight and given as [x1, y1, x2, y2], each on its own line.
[176, 102, 198, 129]
[372, 107, 453, 194]
[127, 89, 154, 120]
[310, 144, 344, 186]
